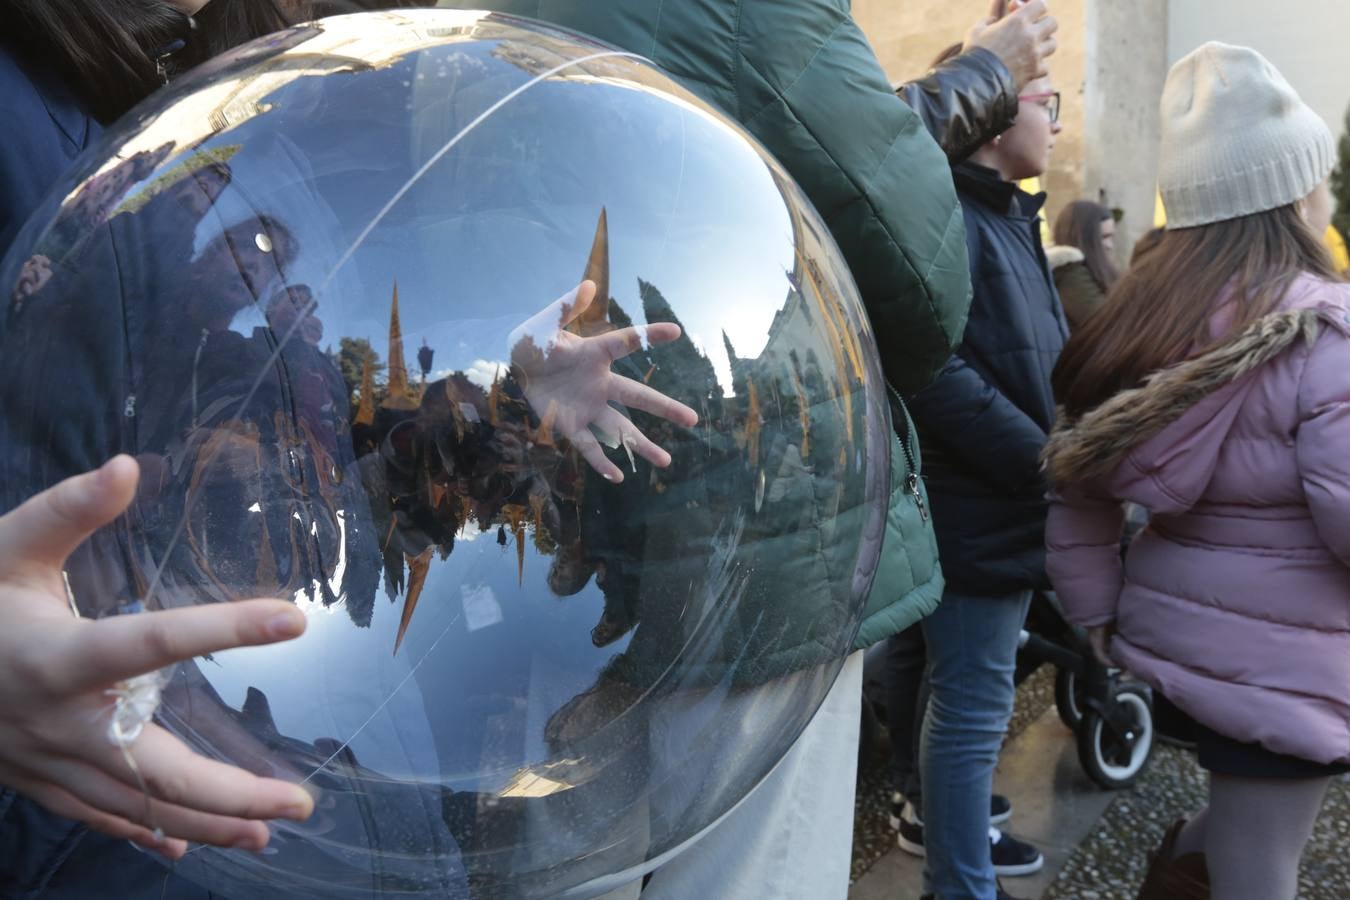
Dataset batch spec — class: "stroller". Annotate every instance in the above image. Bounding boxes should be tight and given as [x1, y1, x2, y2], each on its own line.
[1015, 591, 1155, 789]
[860, 589, 1156, 791]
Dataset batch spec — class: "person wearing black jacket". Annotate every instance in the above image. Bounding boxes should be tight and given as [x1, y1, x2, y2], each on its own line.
[903, 68, 1066, 900]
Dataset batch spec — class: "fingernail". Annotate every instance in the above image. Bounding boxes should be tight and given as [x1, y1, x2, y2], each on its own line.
[267, 609, 305, 639]
[96, 455, 128, 488]
[283, 791, 314, 819]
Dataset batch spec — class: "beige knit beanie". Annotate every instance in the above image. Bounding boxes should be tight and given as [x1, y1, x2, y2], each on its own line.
[1158, 42, 1335, 229]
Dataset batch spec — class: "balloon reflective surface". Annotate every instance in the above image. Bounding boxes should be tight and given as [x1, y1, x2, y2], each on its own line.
[0, 10, 887, 899]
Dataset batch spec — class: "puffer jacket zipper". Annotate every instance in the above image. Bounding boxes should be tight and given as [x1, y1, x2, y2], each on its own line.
[886, 381, 928, 522]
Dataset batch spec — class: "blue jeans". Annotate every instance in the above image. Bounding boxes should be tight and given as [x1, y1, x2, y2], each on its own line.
[919, 589, 1032, 900]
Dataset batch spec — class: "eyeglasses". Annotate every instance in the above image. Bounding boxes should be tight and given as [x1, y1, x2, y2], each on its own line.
[1018, 91, 1061, 124]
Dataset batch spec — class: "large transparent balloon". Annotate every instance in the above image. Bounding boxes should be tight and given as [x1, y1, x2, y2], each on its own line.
[0, 9, 888, 899]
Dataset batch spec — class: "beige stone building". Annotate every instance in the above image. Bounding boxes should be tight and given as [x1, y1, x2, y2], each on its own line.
[853, 0, 1348, 262]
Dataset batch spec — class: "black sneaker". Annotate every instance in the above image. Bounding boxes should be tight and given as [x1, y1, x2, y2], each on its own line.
[989, 827, 1044, 877]
[898, 814, 1042, 878]
[896, 801, 926, 857]
[889, 794, 1013, 831]
[920, 881, 1023, 899]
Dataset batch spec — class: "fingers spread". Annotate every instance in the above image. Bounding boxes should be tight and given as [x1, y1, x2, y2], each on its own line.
[597, 408, 671, 470]
[570, 428, 624, 483]
[596, 322, 683, 363]
[556, 280, 598, 329]
[0, 456, 139, 575]
[59, 599, 305, 693]
[609, 375, 699, 428]
[42, 755, 273, 851]
[24, 780, 188, 859]
[119, 724, 314, 822]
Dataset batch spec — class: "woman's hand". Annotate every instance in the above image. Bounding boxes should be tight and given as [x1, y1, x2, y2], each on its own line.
[1087, 624, 1116, 669]
[0, 456, 315, 859]
[509, 280, 699, 482]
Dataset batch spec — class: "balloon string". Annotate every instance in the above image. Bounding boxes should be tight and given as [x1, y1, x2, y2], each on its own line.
[111, 708, 164, 843]
[63, 571, 165, 842]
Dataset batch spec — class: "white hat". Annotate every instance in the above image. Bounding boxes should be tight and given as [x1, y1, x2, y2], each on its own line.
[1158, 42, 1335, 229]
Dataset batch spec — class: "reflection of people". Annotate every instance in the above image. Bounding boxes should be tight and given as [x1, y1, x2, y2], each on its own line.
[1046, 44, 1345, 900]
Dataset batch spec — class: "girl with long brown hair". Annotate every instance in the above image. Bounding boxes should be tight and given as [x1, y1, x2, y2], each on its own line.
[1043, 43, 1346, 900]
[1047, 199, 1120, 329]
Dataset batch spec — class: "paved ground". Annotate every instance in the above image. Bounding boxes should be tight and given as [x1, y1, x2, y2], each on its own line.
[850, 666, 1350, 899]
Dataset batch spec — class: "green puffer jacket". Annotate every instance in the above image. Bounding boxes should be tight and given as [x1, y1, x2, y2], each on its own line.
[436, 0, 972, 649]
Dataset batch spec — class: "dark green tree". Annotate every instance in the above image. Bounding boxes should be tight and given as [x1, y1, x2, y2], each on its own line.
[1332, 103, 1350, 246]
[337, 337, 385, 402]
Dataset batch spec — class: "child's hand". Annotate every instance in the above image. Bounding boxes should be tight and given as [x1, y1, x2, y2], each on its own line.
[0, 456, 315, 858]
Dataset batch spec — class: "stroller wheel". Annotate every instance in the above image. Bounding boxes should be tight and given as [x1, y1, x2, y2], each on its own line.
[1077, 683, 1154, 790]
[1054, 667, 1086, 730]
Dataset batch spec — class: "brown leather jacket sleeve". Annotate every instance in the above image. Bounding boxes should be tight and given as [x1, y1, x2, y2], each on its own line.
[897, 47, 1018, 164]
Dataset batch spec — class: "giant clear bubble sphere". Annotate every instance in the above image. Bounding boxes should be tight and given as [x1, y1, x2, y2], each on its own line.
[0, 10, 888, 899]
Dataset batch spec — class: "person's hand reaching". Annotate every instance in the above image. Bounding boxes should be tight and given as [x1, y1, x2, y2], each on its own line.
[1088, 625, 1117, 669]
[509, 280, 699, 482]
[0, 456, 315, 859]
[964, 0, 1059, 90]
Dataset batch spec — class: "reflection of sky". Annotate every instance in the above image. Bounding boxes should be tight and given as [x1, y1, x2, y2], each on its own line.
[134, 36, 796, 395]
[196, 524, 627, 789]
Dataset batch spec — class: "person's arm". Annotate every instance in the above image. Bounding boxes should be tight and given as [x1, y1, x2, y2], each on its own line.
[896, 0, 1059, 163]
[1296, 326, 1350, 567]
[1045, 483, 1126, 628]
[897, 49, 1017, 164]
[907, 352, 1048, 491]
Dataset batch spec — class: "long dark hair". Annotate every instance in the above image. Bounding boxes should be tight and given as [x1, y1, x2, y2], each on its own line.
[1053, 200, 1119, 291]
[1052, 204, 1341, 419]
[3, 0, 301, 124]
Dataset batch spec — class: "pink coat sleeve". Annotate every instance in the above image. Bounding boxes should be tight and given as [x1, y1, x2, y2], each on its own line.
[1045, 485, 1125, 628]
[1296, 327, 1350, 567]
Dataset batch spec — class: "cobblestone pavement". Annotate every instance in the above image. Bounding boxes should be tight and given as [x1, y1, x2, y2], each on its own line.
[1043, 746, 1350, 900]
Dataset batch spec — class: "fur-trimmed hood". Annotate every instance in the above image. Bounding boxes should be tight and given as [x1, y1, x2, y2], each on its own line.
[1043, 306, 1338, 486]
[1044, 244, 1085, 271]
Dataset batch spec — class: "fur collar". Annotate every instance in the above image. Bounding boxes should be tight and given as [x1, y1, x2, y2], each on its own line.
[1044, 245, 1085, 270]
[1042, 308, 1328, 484]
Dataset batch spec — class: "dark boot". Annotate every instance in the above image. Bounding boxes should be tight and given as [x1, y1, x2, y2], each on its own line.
[1136, 818, 1209, 899]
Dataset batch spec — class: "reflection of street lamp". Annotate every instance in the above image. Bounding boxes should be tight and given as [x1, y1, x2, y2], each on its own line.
[418, 339, 434, 384]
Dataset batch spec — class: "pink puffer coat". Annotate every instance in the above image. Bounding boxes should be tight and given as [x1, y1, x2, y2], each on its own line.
[1044, 274, 1350, 765]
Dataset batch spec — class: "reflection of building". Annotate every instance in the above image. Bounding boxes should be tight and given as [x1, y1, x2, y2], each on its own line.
[111, 10, 487, 163]
[383, 281, 419, 411]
